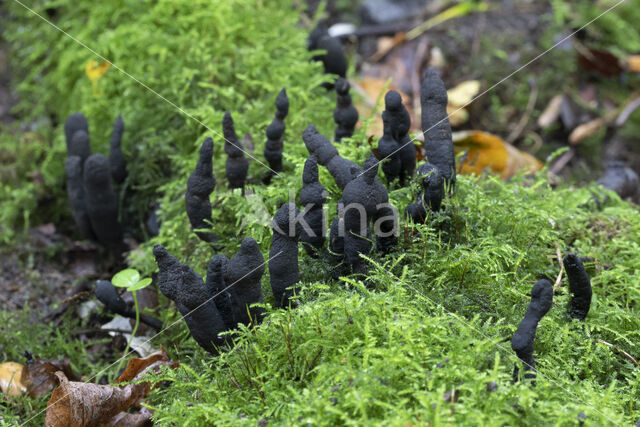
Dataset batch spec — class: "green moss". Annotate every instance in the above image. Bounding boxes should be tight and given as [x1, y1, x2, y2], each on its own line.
[2, 1, 640, 425]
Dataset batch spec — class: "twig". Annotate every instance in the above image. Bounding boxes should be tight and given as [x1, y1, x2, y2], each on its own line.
[553, 241, 564, 292]
[548, 149, 575, 176]
[597, 339, 639, 367]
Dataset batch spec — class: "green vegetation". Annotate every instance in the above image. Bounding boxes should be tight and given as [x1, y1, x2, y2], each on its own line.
[2, 0, 640, 425]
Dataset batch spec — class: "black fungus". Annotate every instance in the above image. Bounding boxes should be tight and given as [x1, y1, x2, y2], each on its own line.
[377, 113, 402, 185]
[303, 124, 360, 190]
[421, 68, 455, 188]
[300, 156, 327, 256]
[64, 156, 96, 240]
[405, 162, 444, 223]
[264, 88, 289, 173]
[307, 25, 347, 88]
[83, 154, 123, 250]
[511, 279, 553, 381]
[224, 237, 266, 326]
[64, 112, 91, 164]
[340, 155, 398, 274]
[185, 137, 217, 243]
[383, 90, 415, 185]
[109, 115, 127, 184]
[563, 253, 592, 321]
[223, 111, 249, 191]
[269, 203, 301, 308]
[333, 78, 358, 142]
[206, 254, 235, 330]
[153, 245, 228, 354]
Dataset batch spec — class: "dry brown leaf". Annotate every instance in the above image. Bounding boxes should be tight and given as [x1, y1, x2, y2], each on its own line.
[453, 130, 542, 179]
[45, 371, 149, 427]
[116, 348, 174, 383]
[22, 356, 79, 398]
[538, 94, 564, 128]
[568, 118, 605, 145]
[0, 362, 26, 396]
[45, 349, 177, 427]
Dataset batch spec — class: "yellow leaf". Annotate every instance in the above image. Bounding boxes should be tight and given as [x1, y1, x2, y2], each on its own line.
[85, 60, 110, 83]
[0, 361, 26, 396]
[447, 80, 481, 107]
[453, 130, 542, 179]
[628, 55, 640, 73]
[447, 104, 469, 127]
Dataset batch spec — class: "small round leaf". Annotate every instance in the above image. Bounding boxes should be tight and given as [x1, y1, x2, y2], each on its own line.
[128, 277, 152, 291]
[112, 269, 141, 288]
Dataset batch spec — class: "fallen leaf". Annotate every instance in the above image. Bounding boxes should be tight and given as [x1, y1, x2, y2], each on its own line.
[447, 104, 469, 127]
[45, 371, 148, 427]
[0, 362, 26, 396]
[453, 130, 542, 178]
[628, 55, 640, 73]
[45, 349, 177, 427]
[538, 94, 564, 128]
[22, 356, 79, 398]
[447, 80, 481, 108]
[568, 118, 605, 145]
[116, 348, 175, 383]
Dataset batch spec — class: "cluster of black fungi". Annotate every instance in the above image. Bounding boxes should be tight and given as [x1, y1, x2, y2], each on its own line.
[69, 31, 593, 381]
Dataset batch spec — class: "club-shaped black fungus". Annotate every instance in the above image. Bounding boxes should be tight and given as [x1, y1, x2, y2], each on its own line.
[64, 112, 91, 164]
[153, 245, 228, 354]
[511, 279, 553, 381]
[405, 162, 444, 223]
[377, 113, 401, 185]
[421, 68, 455, 188]
[300, 156, 327, 256]
[224, 237, 266, 326]
[563, 253, 592, 321]
[303, 124, 360, 190]
[205, 254, 234, 330]
[223, 111, 249, 191]
[307, 25, 347, 88]
[269, 203, 301, 308]
[185, 137, 217, 243]
[264, 88, 289, 173]
[109, 115, 127, 184]
[340, 155, 398, 274]
[95, 279, 130, 316]
[83, 154, 123, 250]
[333, 78, 358, 142]
[64, 156, 96, 240]
[95, 280, 163, 330]
[383, 90, 415, 185]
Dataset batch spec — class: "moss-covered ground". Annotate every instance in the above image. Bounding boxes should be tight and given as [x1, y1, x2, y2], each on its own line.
[1, 0, 640, 425]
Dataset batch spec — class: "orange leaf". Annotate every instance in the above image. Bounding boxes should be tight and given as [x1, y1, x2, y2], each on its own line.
[453, 130, 542, 179]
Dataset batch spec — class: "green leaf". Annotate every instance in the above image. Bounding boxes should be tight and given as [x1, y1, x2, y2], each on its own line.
[128, 277, 152, 291]
[112, 268, 141, 288]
